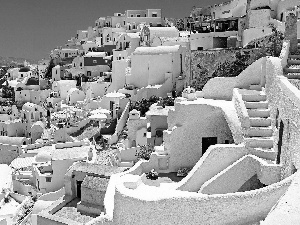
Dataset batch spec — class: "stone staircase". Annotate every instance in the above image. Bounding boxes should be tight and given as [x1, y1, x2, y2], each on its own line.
[284, 39, 300, 79]
[239, 89, 274, 157]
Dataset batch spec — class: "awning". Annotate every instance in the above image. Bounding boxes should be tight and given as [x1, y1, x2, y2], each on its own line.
[10, 157, 36, 169]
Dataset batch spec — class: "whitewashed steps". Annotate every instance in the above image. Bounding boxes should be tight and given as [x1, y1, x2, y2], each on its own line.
[249, 84, 262, 91]
[251, 147, 276, 161]
[288, 54, 300, 59]
[242, 94, 267, 102]
[284, 67, 300, 74]
[287, 59, 300, 65]
[247, 108, 270, 118]
[249, 117, 271, 127]
[285, 73, 300, 79]
[247, 127, 273, 137]
[244, 101, 268, 109]
[245, 137, 273, 148]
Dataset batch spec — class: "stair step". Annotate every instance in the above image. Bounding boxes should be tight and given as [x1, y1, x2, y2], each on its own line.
[247, 109, 270, 118]
[284, 67, 300, 74]
[249, 117, 271, 127]
[249, 84, 262, 91]
[289, 54, 300, 59]
[287, 59, 300, 65]
[242, 93, 267, 102]
[245, 137, 273, 148]
[285, 73, 300, 79]
[247, 127, 273, 137]
[251, 147, 276, 161]
[244, 101, 268, 109]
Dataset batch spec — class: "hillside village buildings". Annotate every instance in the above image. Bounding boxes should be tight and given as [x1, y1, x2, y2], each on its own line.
[1, 0, 300, 224]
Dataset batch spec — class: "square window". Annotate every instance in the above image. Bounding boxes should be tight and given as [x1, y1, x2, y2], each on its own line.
[46, 177, 52, 182]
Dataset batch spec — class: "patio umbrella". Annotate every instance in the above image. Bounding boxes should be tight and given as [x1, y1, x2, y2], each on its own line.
[105, 92, 126, 98]
[91, 108, 111, 115]
[89, 113, 107, 120]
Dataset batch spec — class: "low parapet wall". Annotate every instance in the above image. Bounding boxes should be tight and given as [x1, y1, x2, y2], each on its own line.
[112, 174, 292, 225]
[54, 141, 89, 149]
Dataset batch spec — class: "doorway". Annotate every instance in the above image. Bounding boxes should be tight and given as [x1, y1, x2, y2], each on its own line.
[76, 181, 83, 198]
[110, 101, 114, 118]
[276, 120, 284, 164]
[202, 137, 217, 155]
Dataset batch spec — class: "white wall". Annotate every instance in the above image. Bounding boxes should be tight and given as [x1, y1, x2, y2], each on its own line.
[109, 60, 127, 92]
[165, 103, 233, 171]
[199, 155, 280, 194]
[243, 27, 273, 46]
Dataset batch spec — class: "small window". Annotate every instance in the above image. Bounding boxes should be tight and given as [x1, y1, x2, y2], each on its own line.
[137, 14, 140, 17]
[93, 60, 97, 63]
[152, 13, 157, 17]
[143, 133, 147, 137]
[130, 14, 134, 17]
[46, 177, 52, 182]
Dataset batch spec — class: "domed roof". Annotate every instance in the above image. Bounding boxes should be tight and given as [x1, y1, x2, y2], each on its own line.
[35, 151, 52, 163]
[26, 77, 39, 85]
[19, 67, 30, 72]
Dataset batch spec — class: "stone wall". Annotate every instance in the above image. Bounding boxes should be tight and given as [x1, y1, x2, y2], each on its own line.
[188, 31, 284, 91]
[188, 48, 264, 91]
[245, 31, 284, 57]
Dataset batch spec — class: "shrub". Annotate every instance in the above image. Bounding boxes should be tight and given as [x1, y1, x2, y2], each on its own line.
[3, 195, 10, 203]
[146, 169, 159, 180]
[131, 96, 160, 116]
[135, 144, 154, 161]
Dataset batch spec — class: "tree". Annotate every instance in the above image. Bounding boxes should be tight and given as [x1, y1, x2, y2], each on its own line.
[44, 59, 55, 79]
[2, 85, 15, 100]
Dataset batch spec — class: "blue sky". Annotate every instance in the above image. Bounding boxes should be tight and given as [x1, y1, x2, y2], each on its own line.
[0, 0, 224, 60]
